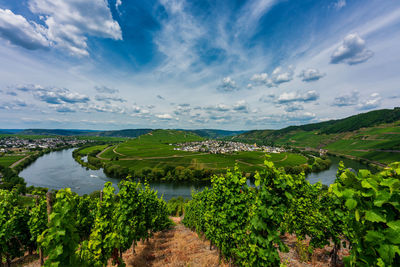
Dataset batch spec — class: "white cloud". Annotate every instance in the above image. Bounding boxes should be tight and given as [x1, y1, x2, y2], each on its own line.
[358, 93, 381, 110]
[218, 76, 238, 92]
[272, 66, 294, 84]
[332, 91, 359, 106]
[330, 33, 374, 65]
[284, 103, 304, 112]
[156, 113, 173, 119]
[0, 0, 122, 56]
[298, 68, 326, 82]
[232, 100, 248, 113]
[276, 90, 319, 104]
[15, 84, 90, 104]
[251, 66, 294, 87]
[95, 86, 119, 94]
[0, 8, 50, 50]
[251, 73, 269, 84]
[95, 95, 126, 103]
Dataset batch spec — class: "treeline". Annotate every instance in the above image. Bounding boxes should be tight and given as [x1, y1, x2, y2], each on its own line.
[0, 180, 171, 266]
[183, 161, 400, 266]
[283, 150, 332, 175]
[74, 147, 330, 182]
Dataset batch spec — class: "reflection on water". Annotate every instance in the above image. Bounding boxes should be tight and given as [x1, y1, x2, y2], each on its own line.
[306, 156, 370, 185]
[20, 148, 206, 200]
[20, 149, 371, 200]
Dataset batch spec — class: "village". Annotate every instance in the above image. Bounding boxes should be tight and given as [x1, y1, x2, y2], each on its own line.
[173, 140, 286, 154]
[0, 136, 93, 153]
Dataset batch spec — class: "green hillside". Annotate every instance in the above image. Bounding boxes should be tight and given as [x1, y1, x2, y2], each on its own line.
[233, 108, 400, 165]
[77, 129, 308, 181]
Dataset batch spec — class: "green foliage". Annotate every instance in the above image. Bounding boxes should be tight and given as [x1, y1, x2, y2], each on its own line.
[0, 190, 31, 264]
[76, 195, 97, 241]
[167, 196, 189, 216]
[331, 161, 400, 266]
[80, 183, 117, 266]
[38, 189, 81, 266]
[28, 193, 47, 252]
[183, 165, 255, 265]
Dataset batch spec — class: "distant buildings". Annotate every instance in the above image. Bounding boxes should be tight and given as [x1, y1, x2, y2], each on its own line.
[0, 137, 93, 153]
[173, 140, 286, 154]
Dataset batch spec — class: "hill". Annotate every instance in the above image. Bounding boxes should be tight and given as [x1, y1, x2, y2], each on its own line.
[233, 108, 400, 165]
[13, 128, 244, 139]
[186, 129, 247, 138]
[18, 129, 99, 136]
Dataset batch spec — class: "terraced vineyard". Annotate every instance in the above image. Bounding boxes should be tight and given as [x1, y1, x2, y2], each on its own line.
[78, 129, 307, 179]
[233, 109, 400, 166]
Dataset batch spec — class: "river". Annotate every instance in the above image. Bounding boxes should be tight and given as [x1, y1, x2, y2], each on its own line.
[20, 148, 370, 200]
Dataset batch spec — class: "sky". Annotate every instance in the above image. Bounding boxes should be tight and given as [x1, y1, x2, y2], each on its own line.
[0, 0, 399, 130]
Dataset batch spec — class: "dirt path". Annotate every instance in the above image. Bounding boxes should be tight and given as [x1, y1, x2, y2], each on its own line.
[96, 146, 113, 160]
[113, 146, 126, 156]
[108, 217, 227, 267]
[10, 154, 31, 168]
[18, 217, 348, 267]
[274, 154, 288, 162]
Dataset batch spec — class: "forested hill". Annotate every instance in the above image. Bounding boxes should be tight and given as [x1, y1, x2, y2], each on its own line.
[236, 108, 400, 140]
[232, 108, 400, 165]
[11, 128, 245, 139]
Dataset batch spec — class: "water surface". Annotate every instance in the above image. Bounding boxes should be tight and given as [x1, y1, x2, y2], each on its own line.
[20, 149, 371, 200]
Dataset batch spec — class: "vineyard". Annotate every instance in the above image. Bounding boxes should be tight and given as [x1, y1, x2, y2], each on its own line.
[0, 181, 171, 266]
[183, 159, 400, 266]
[1, 159, 400, 266]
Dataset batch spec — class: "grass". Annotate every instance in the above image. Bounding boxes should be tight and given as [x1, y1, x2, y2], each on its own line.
[78, 145, 109, 155]
[0, 155, 26, 167]
[90, 129, 308, 173]
[263, 122, 400, 165]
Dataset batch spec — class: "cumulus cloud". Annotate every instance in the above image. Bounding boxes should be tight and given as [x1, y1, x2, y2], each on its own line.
[259, 93, 276, 103]
[251, 73, 269, 84]
[330, 33, 374, 65]
[299, 68, 326, 82]
[204, 104, 230, 112]
[272, 66, 294, 84]
[0, 100, 28, 110]
[95, 86, 119, 94]
[173, 104, 191, 115]
[287, 112, 316, 121]
[156, 113, 173, 119]
[95, 95, 126, 103]
[332, 91, 359, 106]
[275, 90, 319, 104]
[358, 93, 382, 110]
[232, 100, 248, 113]
[0, 1, 122, 56]
[284, 103, 304, 112]
[0, 8, 50, 50]
[251, 66, 294, 87]
[217, 76, 238, 92]
[15, 84, 89, 104]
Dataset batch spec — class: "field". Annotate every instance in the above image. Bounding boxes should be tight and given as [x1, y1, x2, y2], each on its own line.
[88, 129, 307, 173]
[77, 145, 109, 155]
[265, 122, 400, 165]
[0, 155, 26, 168]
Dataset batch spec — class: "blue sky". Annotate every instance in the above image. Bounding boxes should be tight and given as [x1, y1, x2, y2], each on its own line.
[0, 0, 399, 130]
